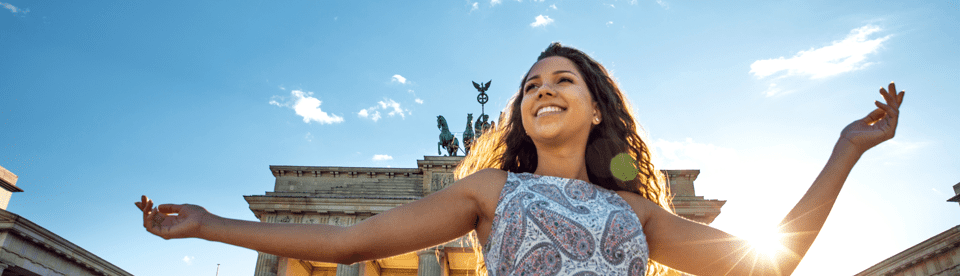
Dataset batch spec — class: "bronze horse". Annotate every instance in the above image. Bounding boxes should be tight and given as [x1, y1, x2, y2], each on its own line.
[437, 115, 459, 156]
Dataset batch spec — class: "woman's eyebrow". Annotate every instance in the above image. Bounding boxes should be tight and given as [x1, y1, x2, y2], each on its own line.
[526, 75, 541, 83]
[526, 70, 578, 83]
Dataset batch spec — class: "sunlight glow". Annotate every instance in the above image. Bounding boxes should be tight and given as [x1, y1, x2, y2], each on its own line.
[744, 228, 786, 258]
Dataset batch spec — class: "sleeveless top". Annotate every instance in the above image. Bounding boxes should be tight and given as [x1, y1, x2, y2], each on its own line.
[482, 172, 649, 276]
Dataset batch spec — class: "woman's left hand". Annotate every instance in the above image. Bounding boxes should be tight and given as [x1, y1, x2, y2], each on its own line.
[840, 82, 905, 153]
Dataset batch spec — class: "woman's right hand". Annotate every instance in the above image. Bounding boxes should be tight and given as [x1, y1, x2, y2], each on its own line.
[135, 195, 210, 239]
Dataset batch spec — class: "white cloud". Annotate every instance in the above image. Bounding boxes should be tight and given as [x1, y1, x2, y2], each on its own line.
[270, 90, 345, 124]
[761, 83, 794, 97]
[391, 74, 407, 84]
[304, 132, 314, 142]
[357, 109, 382, 122]
[471, 2, 479, 12]
[1, 2, 26, 13]
[629, 0, 637, 5]
[530, 15, 554, 27]
[606, 21, 614, 26]
[873, 140, 928, 157]
[608, 4, 615, 8]
[182, 256, 195, 265]
[491, 0, 501, 6]
[750, 25, 890, 80]
[415, 98, 424, 104]
[358, 98, 407, 122]
[656, 0, 668, 8]
[379, 99, 405, 118]
[372, 154, 393, 161]
[550, 4, 557, 9]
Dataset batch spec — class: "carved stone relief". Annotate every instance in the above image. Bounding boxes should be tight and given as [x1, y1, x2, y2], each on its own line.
[301, 215, 321, 224]
[430, 173, 455, 192]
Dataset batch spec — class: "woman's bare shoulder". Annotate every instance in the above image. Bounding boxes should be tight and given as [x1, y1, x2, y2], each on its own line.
[615, 190, 659, 227]
[457, 168, 509, 220]
[456, 168, 508, 197]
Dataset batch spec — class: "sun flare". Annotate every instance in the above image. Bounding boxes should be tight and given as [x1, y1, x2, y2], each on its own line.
[744, 228, 786, 258]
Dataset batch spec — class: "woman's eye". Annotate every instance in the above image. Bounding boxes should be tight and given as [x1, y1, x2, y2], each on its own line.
[525, 83, 539, 92]
[559, 77, 573, 83]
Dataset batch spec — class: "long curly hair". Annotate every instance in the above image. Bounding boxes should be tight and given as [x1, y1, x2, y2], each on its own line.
[456, 42, 674, 275]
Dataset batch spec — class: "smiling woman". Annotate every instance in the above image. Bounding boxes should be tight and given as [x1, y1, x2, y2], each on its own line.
[136, 42, 904, 276]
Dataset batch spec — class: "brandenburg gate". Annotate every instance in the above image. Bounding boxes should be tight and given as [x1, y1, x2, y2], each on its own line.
[245, 156, 725, 276]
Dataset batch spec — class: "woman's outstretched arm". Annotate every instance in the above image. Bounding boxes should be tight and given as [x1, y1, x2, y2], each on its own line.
[635, 82, 904, 275]
[136, 168, 506, 264]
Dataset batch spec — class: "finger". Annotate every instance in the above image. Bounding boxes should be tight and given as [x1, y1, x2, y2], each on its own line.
[879, 85, 896, 109]
[874, 101, 898, 120]
[863, 107, 886, 125]
[888, 82, 896, 99]
[135, 201, 142, 210]
[898, 91, 905, 106]
[888, 82, 902, 109]
[158, 204, 182, 214]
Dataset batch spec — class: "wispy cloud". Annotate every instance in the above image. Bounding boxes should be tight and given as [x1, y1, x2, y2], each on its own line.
[750, 25, 890, 80]
[491, 0, 502, 6]
[471, 2, 479, 12]
[550, 4, 557, 9]
[415, 98, 424, 104]
[391, 74, 407, 84]
[530, 15, 554, 27]
[304, 132, 314, 142]
[182, 256, 195, 265]
[358, 98, 408, 122]
[606, 21, 614, 26]
[760, 83, 793, 97]
[1, 2, 27, 14]
[358, 108, 381, 122]
[372, 154, 393, 161]
[270, 90, 345, 124]
[656, 0, 668, 8]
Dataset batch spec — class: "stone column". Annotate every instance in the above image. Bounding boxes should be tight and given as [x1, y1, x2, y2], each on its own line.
[336, 263, 360, 276]
[418, 246, 446, 276]
[254, 252, 279, 276]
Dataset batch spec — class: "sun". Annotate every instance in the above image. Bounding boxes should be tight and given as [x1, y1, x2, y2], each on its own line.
[743, 228, 786, 259]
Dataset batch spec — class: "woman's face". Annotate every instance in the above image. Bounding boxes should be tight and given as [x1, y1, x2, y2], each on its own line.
[520, 56, 599, 146]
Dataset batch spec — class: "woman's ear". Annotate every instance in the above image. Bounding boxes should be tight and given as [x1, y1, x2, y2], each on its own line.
[592, 102, 602, 125]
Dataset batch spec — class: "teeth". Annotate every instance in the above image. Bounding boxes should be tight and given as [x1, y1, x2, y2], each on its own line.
[536, 106, 563, 117]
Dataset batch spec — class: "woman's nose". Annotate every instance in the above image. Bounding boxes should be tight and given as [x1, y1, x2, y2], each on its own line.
[537, 84, 555, 98]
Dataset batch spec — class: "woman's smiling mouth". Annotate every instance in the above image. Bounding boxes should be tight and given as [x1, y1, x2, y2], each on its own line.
[536, 105, 565, 117]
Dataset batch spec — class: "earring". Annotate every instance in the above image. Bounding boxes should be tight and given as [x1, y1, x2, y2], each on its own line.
[594, 117, 600, 124]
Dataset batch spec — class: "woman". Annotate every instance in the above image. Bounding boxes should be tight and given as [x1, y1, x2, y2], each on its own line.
[136, 43, 904, 275]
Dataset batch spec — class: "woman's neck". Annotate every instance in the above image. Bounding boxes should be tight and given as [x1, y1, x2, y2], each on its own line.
[533, 145, 590, 183]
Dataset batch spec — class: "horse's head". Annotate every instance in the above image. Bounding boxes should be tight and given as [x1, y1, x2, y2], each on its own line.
[467, 113, 473, 121]
[437, 115, 444, 129]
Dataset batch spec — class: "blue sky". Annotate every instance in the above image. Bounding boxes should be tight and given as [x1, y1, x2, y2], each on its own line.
[1, 1, 958, 275]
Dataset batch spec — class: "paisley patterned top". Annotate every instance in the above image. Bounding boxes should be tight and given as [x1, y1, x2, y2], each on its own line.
[483, 172, 649, 276]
